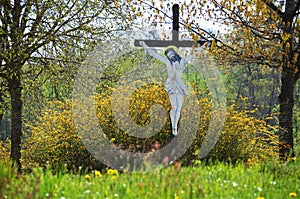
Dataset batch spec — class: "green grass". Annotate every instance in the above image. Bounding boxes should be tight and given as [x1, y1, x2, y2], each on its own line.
[1, 160, 299, 199]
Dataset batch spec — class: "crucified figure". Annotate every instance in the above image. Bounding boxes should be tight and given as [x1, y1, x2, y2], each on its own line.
[139, 41, 208, 136]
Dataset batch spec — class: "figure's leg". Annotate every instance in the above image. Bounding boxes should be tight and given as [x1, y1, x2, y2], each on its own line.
[169, 94, 177, 136]
[174, 93, 184, 133]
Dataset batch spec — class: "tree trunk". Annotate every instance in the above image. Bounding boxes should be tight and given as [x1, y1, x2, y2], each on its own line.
[0, 91, 4, 130]
[278, 67, 295, 159]
[8, 75, 22, 172]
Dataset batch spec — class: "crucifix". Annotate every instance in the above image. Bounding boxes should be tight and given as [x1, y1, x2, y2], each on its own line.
[134, 4, 209, 137]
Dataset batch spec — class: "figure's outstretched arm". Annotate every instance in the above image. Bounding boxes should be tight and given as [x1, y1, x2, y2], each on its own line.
[184, 42, 210, 62]
[139, 41, 169, 64]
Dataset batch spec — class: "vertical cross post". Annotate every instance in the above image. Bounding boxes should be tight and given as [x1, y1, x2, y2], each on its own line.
[172, 4, 179, 42]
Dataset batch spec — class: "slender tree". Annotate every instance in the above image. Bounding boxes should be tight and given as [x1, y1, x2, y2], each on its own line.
[0, 0, 130, 171]
[209, 0, 299, 159]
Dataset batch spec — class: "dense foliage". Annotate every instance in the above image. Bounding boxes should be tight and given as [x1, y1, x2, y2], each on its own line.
[8, 82, 277, 171]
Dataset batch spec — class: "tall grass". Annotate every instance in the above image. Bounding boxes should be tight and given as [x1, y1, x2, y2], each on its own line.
[1, 159, 299, 199]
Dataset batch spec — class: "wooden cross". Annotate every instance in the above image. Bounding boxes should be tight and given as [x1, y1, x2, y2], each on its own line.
[134, 4, 206, 48]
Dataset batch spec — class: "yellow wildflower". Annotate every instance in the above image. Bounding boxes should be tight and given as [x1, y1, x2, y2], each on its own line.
[111, 175, 117, 180]
[107, 169, 118, 175]
[289, 192, 297, 197]
[256, 197, 264, 199]
[94, 170, 102, 177]
[291, 157, 296, 161]
[84, 174, 91, 179]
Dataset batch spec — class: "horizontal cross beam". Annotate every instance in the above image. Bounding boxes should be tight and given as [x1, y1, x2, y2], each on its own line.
[134, 39, 206, 48]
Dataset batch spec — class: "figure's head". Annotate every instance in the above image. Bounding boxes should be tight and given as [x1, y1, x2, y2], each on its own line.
[164, 46, 181, 63]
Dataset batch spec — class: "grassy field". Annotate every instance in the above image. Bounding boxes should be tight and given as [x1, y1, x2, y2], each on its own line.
[0, 159, 299, 199]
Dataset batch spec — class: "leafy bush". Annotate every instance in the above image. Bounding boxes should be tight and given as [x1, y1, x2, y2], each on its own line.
[18, 80, 278, 170]
[21, 100, 104, 171]
[95, 81, 278, 165]
[0, 139, 10, 164]
[95, 82, 172, 153]
[183, 104, 278, 165]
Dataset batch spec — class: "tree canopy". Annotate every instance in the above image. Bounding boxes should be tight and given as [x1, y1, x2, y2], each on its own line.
[0, 0, 131, 171]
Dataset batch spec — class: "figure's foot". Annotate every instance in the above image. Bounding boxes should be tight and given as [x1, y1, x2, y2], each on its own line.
[172, 128, 178, 136]
[170, 132, 175, 139]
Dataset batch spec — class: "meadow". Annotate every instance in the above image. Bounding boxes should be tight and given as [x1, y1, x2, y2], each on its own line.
[1, 159, 299, 199]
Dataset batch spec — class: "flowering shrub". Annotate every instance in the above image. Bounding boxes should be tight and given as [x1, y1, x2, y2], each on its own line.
[0, 139, 10, 164]
[18, 80, 278, 170]
[21, 100, 104, 171]
[95, 81, 278, 165]
[95, 82, 172, 153]
[183, 104, 278, 165]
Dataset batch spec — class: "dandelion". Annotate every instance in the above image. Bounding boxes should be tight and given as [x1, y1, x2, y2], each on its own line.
[289, 192, 297, 197]
[107, 169, 118, 175]
[84, 174, 91, 179]
[256, 197, 265, 199]
[94, 170, 102, 177]
[291, 157, 296, 161]
[111, 175, 117, 180]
